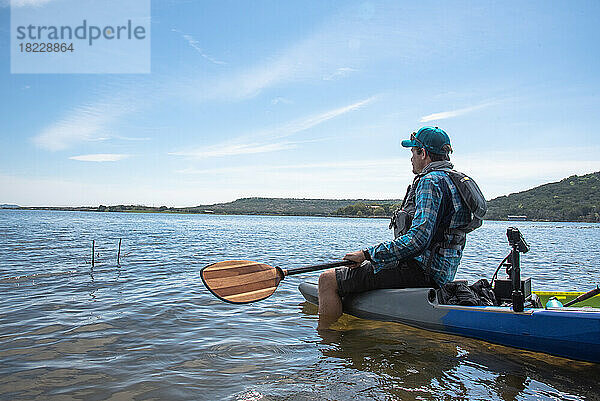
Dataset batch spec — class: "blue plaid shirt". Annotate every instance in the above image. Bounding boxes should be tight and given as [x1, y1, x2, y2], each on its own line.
[365, 171, 471, 286]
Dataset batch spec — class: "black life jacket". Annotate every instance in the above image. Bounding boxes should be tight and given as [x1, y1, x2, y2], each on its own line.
[389, 161, 487, 266]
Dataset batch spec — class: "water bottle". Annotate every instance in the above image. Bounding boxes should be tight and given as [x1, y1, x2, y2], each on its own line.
[545, 296, 563, 309]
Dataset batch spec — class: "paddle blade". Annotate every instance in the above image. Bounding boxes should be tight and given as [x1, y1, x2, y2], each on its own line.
[201, 260, 284, 304]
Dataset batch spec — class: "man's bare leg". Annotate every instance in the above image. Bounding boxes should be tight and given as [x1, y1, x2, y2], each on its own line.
[317, 269, 343, 330]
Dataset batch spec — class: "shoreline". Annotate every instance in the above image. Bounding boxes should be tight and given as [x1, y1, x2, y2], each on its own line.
[2, 207, 599, 223]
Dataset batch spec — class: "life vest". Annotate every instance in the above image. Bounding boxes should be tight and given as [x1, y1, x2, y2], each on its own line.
[389, 161, 487, 265]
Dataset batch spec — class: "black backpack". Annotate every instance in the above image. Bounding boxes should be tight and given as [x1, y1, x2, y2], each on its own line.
[390, 167, 487, 237]
[438, 168, 487, 232]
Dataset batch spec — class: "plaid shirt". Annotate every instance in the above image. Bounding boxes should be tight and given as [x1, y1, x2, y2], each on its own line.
[365, 170, 471, 286]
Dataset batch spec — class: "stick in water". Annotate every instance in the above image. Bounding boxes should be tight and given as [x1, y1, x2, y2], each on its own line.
[117, 238, 122, 265]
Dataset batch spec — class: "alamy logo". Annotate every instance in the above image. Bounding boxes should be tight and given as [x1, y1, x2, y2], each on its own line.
[16, 20, 147, 46]
[11, 0, 151, 74]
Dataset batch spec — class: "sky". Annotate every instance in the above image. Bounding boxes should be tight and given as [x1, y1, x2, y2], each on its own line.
[1, 0, 600, 207]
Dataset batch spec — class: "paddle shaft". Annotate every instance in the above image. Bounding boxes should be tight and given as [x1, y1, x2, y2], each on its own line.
[281, 259, 355, 277]
[564, 286, 600, 307]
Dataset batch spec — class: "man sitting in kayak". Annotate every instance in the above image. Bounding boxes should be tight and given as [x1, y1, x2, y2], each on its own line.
[317, 127, 477, 329]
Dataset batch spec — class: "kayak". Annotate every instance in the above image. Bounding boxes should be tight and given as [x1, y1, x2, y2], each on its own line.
[299, 281, 600, 363]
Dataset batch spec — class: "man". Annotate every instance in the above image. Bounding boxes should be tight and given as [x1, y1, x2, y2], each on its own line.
[318, 126, 474, 329]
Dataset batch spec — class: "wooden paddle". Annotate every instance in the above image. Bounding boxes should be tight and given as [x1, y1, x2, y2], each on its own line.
[564, 286, 600, 307]
[201, 259, 354, 304]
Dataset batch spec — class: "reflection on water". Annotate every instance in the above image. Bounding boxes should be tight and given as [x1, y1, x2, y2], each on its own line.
[1, 210, 599, 400]
[303, 303, 599, 400]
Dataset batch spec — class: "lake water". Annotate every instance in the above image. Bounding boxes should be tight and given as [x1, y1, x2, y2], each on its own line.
[1, 210, 599, 400]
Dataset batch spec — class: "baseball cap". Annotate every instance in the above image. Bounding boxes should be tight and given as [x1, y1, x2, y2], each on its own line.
[401, 126, 451, 155]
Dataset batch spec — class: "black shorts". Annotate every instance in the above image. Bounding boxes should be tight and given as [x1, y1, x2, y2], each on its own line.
[335, 259, 438, 298]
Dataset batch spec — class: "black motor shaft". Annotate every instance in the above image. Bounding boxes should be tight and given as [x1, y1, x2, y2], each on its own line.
[507, 227, 527, 312]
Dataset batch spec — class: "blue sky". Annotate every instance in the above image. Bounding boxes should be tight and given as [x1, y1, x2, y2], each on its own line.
[1, 0, 600, 207]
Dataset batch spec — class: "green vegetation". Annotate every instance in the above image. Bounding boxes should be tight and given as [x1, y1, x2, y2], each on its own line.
[183, 197, 401, 216]
[486, 172, 600, 222]
[15, 198, 401, 217]
[97, 205, 164, 212]
[335, 202, 401, 217]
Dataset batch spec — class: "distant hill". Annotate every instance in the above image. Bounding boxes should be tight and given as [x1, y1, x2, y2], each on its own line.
[183, 197, 402, 216]
[0, 204, 19, 209]
[486, 172, 600, 222]
[16, 198, 402, 216]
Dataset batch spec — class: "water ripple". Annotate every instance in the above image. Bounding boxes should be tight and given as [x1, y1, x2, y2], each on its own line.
[1, 210, 599, 400]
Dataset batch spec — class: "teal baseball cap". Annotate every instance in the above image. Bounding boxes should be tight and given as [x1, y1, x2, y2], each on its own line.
[401, 126, 451, 155]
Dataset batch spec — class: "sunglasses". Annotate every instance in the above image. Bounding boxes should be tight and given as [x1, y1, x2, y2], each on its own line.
[410, 132, 425, 148]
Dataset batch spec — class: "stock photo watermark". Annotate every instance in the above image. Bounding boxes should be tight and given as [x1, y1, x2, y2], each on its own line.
[11, 0, 150, 73]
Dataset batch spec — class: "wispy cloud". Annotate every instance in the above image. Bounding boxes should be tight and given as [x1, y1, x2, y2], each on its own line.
[69, 154, 129, 162]
[170, 97, 376, 159]
[30, 77, 157, 151]
[270, 96, 375, 139]
[32, 13, 373, 152]
[172, 29, 227, 65]
[30, 4, 389, 157]
[176, 158, 402, 175]
[420, 101, 496, 122]
[171, 142, 297, 159]
[199, 57, 298, 101]
[31, 5, 384, 154]
[183, 8, 389, 102]
[173, 157, 411, 202]
[34, 106, 117, 151]
[323, 67, 357, 81]
[271, 97, 293, 105]
[113, 135, 151, 142]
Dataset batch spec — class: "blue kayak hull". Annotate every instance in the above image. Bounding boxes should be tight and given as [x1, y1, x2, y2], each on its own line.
[298, 282, 600, 363]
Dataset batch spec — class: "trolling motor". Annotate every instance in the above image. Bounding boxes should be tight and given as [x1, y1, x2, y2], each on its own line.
[492, 227, 533, 311]
[506, 227, 530, 312]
